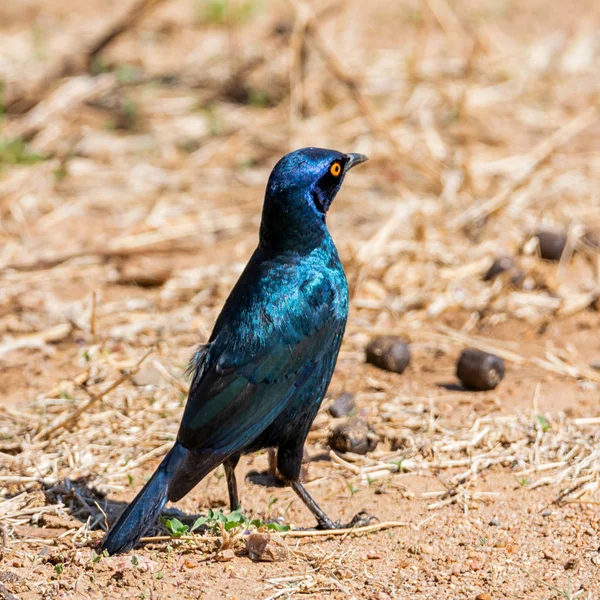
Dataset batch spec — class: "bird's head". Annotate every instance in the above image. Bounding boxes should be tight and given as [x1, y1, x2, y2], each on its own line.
[260, 147, 368, 252]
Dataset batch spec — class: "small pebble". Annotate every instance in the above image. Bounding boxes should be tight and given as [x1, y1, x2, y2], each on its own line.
[216, 549, 235, 562]
[366, 336, 411, 374]
[483, 256, 514, 281]
[328, 417, 379, 455]
[534, 230, 567, 261]
[328, 392, 356, 418]
[246, 533, 288, 562]
[475, 594, 492, 600]
[488, 517, 501, 527]
[456, 348, 505, 391]
[564, 558, 578, 570]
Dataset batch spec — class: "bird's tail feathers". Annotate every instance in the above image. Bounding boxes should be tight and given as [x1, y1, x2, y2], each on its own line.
[101, 442, 187, 555]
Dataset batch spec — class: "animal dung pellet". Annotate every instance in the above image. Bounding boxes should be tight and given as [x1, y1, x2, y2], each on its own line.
[366, 336, 411, 374]
[483, 256, 515, 281]
[328, 417, 379, 455]
[246, 533, 288, 562]
[328, 392, 356, 418]
[456, 348, 505, 391]
[534, 230, 567, 261]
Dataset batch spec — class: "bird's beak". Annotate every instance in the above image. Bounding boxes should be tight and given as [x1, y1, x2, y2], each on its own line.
[344, 153, 369, 172]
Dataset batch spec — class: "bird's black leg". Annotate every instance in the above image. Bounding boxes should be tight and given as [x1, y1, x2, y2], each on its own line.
[278, 444, 376, 530]
[289, 480, 336, 529]
[223, 454, 241, 511]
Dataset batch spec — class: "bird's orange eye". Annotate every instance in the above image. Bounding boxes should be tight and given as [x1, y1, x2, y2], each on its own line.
[330, 162, 342, 177]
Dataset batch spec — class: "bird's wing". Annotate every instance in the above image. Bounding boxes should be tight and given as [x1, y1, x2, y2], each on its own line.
[177, 275, 342, 454]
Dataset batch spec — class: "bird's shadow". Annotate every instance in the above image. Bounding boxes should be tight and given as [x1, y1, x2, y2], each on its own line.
[246, 451, 330, 488]
[436, 381, 467, 391]
[42, 478, 206, 535]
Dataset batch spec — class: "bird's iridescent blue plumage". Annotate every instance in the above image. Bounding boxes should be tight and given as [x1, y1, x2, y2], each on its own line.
[102, 147, 367, 554]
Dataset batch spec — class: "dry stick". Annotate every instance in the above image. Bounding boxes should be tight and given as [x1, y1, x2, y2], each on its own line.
[5, 0, 169, 114]
[34, 346, 156, 441]
[294, 0, 441, 188]
[139, 521, 408, 544]
[450, 107, 599, 229]
[7, 74, 119, 142]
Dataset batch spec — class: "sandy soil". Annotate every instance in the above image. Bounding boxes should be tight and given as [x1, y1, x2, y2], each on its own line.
[1, 0, 600, 598]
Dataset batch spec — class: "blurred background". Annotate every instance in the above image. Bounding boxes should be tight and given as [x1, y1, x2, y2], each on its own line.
[1, 0, 600, 597]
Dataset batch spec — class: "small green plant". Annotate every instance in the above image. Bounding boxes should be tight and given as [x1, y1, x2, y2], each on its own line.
[392, 459, 405, 473]
[54, 563, 64, 577]
[517, 476, 529, 487]
[161, 517, 190, 537]
[127, 474, 135, 486]
[0, 137, 46, 166]
[267, 496, 278, 513]
[194, 0, 258, 26]
[156, 571, 164, 580]
[91, 549, 108, 564]
[536, 415, 551, 432]
[131, 555, 139, 567]
[162, 508, 290, 539]
[248, 89, 269, 107]
[346, 482, 360, 497]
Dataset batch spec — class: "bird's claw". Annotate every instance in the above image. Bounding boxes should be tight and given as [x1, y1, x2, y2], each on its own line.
[316, 511, 378, 530]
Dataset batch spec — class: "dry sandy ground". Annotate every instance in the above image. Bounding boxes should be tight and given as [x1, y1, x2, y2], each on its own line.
[1, 0, 600, 598]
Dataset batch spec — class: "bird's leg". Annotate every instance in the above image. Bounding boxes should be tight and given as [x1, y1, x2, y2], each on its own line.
[279, 444, 376, 530]
[289, 480, 336, 529]
[268, 448, 278, 480]
[223, 454, 241, 511]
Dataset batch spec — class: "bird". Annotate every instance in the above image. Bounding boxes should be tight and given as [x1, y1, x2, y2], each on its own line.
[101, 147, 368, 555]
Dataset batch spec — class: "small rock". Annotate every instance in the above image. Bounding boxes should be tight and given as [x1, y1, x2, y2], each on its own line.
[328, 392, 356, 418]
[366, 336, 411, 374]
[328, 417, 379, 455]
[564, 558, 578, 570]
[366, 552, 382, 560]
[542, 549, 557, 560]
[488, 517, 501, 527]
[534, 230, 567, 261]
[246, 533, 288, 562]
[456, 348, 505, 391]
[483, 256, 514, 281]
[475, 593, 492, 600]
[0, 572, 20, 584]
[216, 549, 235, 562]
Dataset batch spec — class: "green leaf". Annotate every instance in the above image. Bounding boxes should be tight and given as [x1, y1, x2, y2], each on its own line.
[190, 517, 208, 532]
[264, 522, 290, 532]
[161, 517, 189, 537]
[536, 415, 551, 432]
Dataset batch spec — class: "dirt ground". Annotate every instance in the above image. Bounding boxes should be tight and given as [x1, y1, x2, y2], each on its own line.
[1, 0, 600, 598]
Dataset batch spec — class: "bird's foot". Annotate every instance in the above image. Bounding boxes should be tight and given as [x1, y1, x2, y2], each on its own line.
[316, 511, 378, 530]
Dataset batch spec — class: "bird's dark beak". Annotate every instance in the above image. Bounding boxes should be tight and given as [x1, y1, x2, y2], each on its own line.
[344, 153, 368, 172]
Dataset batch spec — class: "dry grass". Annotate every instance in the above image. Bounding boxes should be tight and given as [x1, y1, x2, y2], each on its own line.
[1, 0, 600, 597]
